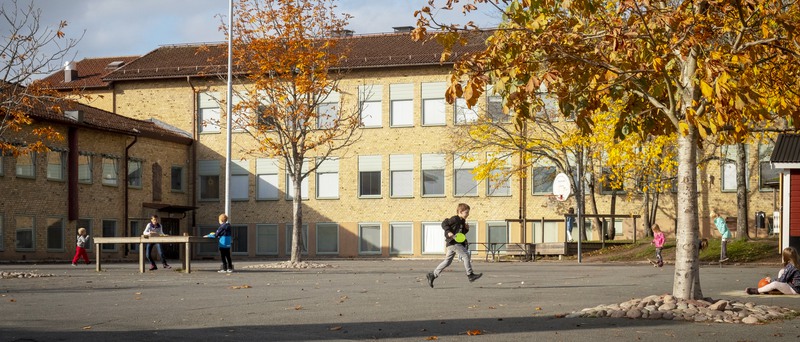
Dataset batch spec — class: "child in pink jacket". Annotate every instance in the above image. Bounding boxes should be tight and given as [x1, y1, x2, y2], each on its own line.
[651, 224, 665, 267]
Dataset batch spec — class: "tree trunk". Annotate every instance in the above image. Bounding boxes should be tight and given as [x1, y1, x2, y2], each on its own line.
[290, 165, 304, 264]
[643, 191, 653, 237]
[672, 125, 702, 299]
[607, 193, 617, 240]
[736, 142, 749, 240]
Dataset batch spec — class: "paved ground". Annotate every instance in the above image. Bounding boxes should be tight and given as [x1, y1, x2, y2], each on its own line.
[1, 259, 799, 341]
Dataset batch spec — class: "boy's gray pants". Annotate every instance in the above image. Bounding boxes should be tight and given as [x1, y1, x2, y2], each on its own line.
[433, 243, 473, 277]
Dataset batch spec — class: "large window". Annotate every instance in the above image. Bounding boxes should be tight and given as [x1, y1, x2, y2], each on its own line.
[171, 166, 184, 192]
[390, 222, 413, 255]
[421, 154, 445, 196]
[359, 155, 382, 197]
[317, 91, 340, 129]
[78, 153, 92, 184]
[721, 144, 749, 192]
[488, 221, 509, 252]
[421, 82, 446, 125]
[359, 84, 383, 128]
[454, 153, 478, 196]
[198, 91, 221, 133]
[128, 159, 142, 188]
[390, 83, 414, 127]
[15, 152, 35, 178]
[230, 93, 250, 132]
[256, 158, 279, 200]
[390, 154, 413, 198]
[532, 159, 558, 194]
[77, 218, 92, 252]
[285, 224, 308, 255]
[199, 160, 220, 200]
[422, 222, 445, 254]
[286, 162, 309, 200]
[487, 153, 511, 196]
[101, 220, 117, 251]
[15, 215, 34, 251]
[46, 217, 64, 251]
[232, 224, 248, 254]
[455, 98, 479, 124]
[256, 224, 279, 255]
[102, 157, 118, 186]
[231, 160, 250, 201]
[47, 151, 65, 181]
[316, 158, 339, 199]
[316, 223, 339, 254]
[487, 87, 510, 123]
[359, 223, 381, 255]
[759, 143, 779, 191]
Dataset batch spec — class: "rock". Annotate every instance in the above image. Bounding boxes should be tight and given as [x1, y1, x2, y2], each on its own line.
[708, 300, 728, 311]
[626, 309, 642, 319]
[742, 316, 760, 324]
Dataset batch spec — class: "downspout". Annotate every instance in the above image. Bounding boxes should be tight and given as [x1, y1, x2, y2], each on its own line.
[124, 134, 138, 256]
[187, 76, 198, 234]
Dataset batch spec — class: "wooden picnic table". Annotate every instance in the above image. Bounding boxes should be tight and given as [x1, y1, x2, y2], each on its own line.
[92, 235, 215, 273]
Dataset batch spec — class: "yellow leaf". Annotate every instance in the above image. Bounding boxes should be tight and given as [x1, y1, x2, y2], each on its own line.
[700, 81, 713, 98]
[425, 336, 439, 340]
[467, 329, 483, 335]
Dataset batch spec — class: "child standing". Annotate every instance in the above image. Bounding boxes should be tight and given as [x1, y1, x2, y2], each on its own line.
[143, 215, 171, 271]
[426, 203, 482, 288]
[71, 227, 90, 266]
[712, 210, 731, 262]
[650, 224, 665, 267]
[565, 207, 575, 242]
[215, 213, 234, 273]
[746, 247, 800, 295]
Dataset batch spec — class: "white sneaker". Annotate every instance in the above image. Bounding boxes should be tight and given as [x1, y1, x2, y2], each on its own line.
[226, 269, 233, 273]
[218, 269, 227, 273]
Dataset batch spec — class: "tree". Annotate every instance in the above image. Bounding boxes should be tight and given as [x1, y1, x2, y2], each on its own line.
[227, 0, 362, 265]
[1, 0, 81, 155]
[415, 0, 800, 299]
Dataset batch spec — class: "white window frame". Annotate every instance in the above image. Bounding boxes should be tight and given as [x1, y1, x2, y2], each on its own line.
[358, 223, 382, 255]
[15, 152, 35, 178]
[359, 84, 383, 128]
[316, 158, 339, 199]
[359, 155, 382, 198]
[316, 222, 339, 255]
[454, 98, 479, 124]
[389, 222, 413, 255]
[454, 152, 478, 196]
[47, 150, 65, 181]
[230, 160, 250, 201]
[390, 83, 414, 127]
[256, 224, 279, 255]
[199, 91, 221, 133]
[101, 157, 118, 186]
[256, 158, 279, 200]
[421, 82, 447, 126]
[390, 154, 413, 198]
[421, 154, 445, 197]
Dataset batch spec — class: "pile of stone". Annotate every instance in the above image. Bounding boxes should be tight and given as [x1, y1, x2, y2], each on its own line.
[565, 294, 797, 324]
[1, 271, 54, 279]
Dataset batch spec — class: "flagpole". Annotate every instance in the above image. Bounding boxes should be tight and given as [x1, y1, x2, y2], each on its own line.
[224, 0, 233, 222]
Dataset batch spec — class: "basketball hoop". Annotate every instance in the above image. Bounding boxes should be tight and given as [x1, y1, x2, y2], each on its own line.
[552, 173, 571, 202]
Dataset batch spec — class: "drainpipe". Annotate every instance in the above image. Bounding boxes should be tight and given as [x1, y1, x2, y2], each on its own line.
[124, 133, 139, 256]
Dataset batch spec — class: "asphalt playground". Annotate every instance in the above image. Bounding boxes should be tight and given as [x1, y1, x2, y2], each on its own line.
[1, 259, 799, 341]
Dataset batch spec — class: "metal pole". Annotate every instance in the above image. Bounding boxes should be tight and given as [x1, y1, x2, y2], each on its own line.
[224, 0, 233, 221]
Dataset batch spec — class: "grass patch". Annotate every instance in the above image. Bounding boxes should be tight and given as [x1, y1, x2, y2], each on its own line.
[581, 238, 779, 263]
[699, 239, 778, 263]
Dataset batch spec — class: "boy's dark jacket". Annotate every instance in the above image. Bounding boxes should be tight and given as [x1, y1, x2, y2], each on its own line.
[442, 215, 469, 247]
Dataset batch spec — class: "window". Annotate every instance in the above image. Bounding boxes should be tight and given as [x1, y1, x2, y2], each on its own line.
[128, 159, 142, 188]
[286, 161, 309, 200]
[721, 144, 749, 192]
[390, 154, 413, 198]
[15, 216, 34, 251]
[421, 154, 445, 196]
[46, 217, 64, 251]
[316, 223, 339, 254]
[465, 221, 478, 251]
[129, 220, 141, 252]
[199, 160, 220, 200]
[198, 91, 221, 133]
[47, 151, 65, 181]
[102, 157, 118, 186]
[532, 159, 557, 194]
[487, 87, 509, 122]
[317, 91, 339, 129]
[256, 224, 278, 255]
[759, 143, 778, 191]
[171, 166, 184, 192]
[359, 84, 382, 127]
[422, 222, 445, 254]
[256, 159, 279, 200]
[196, 225, 218, 255]
[421, 82, 446, 125]
[230, 93, 250, 132]
[390, 222, 413, 255]
[77, 218, 92, 251]
[359, 223, 381, 255]
[454, 153, 478, 196]
[455, 98, 479, 124]
[488, 221, 509, 252]
[231, 160, 250, 201]
[390, 83, 414, 127]
[316, 158, 339, 199]
[359, 155, 382, 197]
[536, 83, 561, 121]
[101, 220, 117, 251]
[533, 220, 559, 243]
[285, 224, 308, 255]
[78, 153, 92, 184]
[487, 153, 511, 196]
[0, 214, 4, 250]
[232, 224, 248, 254]
[15, 152, 35, 178]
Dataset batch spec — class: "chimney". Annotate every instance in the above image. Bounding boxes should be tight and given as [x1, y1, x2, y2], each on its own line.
[330, 29, 354, 38]
[393, 26, 414, 33]
[64, 61, 78, 82]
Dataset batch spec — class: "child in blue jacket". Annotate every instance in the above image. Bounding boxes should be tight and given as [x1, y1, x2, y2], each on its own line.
[215, 213, 233, 273]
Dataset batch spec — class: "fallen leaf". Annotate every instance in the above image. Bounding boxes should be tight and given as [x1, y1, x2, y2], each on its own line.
[82, 326, 92, 330]
[467, 329, 483, 336]
[134, 292, 141, 295]
[229, 285, 252, 290]
[294, 305, 303, 310]
[425, 336, 438, 340]
[9, 299, 16, 302]
[535, 307, 542, 311]
[329, 326, 342, 331]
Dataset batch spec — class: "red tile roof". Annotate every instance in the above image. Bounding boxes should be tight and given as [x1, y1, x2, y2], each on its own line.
[37, 56, 140, 89]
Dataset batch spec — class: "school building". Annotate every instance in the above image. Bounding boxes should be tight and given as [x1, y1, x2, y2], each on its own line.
[5, 29, 778, 262]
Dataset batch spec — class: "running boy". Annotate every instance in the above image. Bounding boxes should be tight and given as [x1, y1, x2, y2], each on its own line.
[426, 203, 482, 288]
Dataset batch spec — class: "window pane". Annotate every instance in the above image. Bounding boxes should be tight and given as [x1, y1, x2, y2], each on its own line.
[200, 175, 220, 199]
[317, 103, 338, 129]
[256, 224, 278, 255]
[391, 170, 412, 197]
[488, 169, 511, 196]
[15, 216, 34, 250]
[391, 100, 413, 126]
[454, 169, 477, 196]
[286, 224, 308, 255]
[171, 166, 183, 191]
[47, 151, 64, 180]
[422, 170, 444, 196]
[102, 220, 116, 251]
[359, 171, 381, 196]
[78, 155, 92, 183]
[232, 225, 248, 253]
[286, 174, 309, 200]
[488, 223, 508, 251]
[316, 223, 339, 254]
[46, 218, 64, 250]
[487, 95, 508, 122]
[532, 166, 557, 194]
[422, 98, 445, 125]
[15, 153, 35, 177]
[455, 98, 478, 124]
[199, 107, 221, 132]
[257, 174, 279, 199]
[317, 172, 339, 198]
[390, 223, 412, 254]
[229, 174, 249, 200]
[102, 158, 118, 186]
[128, 160, 142, 187]
[359, 224, 381, 254]
[422, 223, 445, 254]
[361, 101, 382, 127]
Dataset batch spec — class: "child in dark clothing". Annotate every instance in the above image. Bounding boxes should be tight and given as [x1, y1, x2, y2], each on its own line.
[215, 213, 234, 273]
[426, 203, 482, 288]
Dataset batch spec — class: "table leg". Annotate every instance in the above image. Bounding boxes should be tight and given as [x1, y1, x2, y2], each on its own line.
[185, 242, 191, 273]
[95, 244, 101, 272]
[139, 242, 145, 273]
